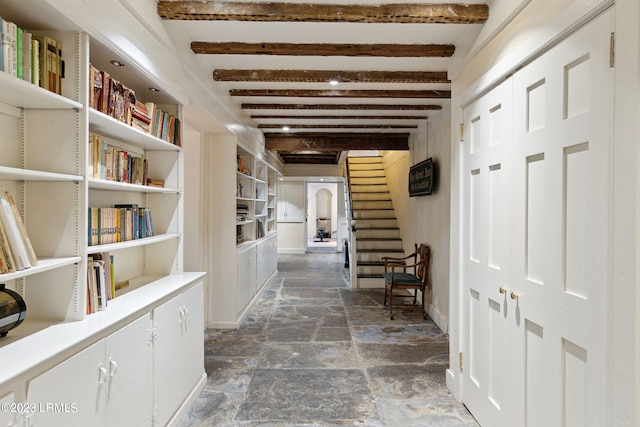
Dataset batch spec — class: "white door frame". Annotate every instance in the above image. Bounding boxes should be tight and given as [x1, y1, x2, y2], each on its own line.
[447, 1, 640, 424]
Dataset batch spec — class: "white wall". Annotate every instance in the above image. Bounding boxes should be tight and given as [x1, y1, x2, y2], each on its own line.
[383, 118, 451, 332]
[306, 183, 338, 240]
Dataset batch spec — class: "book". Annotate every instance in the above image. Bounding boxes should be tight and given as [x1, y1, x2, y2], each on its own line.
[31, 37, 40, 86]
[15, 26, 21, 79]
[1, 18, 11, 75]
[0, 219, 15, 274]
[100, 70, 110, 113]
[93, 259, 107, 310]
[87, 256, 98, 313]
[21, 31, 32, 83]
[0, 190, 31, 270]
[8, 21, 17, 77]
[4, 190, 38, 266]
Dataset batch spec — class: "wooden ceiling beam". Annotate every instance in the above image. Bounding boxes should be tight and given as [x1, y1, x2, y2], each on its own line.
[259, 124, 417, 129]
[230, 89, 450, 98]
[251, 115, 428, 120]
[242, 103, 442, 111]
[159, 2, 489, 24]
[193, 42, 454, 57]
[264, 132, 410, 151]
[213, 69, 449, 83]
[278, 154, 339, 164]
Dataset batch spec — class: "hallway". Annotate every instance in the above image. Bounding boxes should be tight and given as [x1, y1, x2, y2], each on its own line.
[180, 253, 478, 426]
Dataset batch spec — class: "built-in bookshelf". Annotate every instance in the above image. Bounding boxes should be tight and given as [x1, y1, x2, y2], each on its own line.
[0, 2, 205, 424]
[236, 145, 278, 245]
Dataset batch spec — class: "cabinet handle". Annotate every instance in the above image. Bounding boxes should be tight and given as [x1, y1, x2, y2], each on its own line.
[109, 358, 118, 378]
[98, 364, 108, 386]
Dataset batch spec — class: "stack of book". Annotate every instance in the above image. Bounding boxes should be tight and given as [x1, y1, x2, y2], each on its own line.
[145, 101, 182, 147]
[0, 187, 38, 273]
[86, 252, 114, 313]
[236, 204, 249, 222]
[88, 205, 154, 246]
[89, 133, 149, 185]
[1, 18, 63, 94]
[131, 100, 151, 133]
[89, 64, 137, 128]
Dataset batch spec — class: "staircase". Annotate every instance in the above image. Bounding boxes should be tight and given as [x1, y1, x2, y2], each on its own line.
[347, 157, 403, 288]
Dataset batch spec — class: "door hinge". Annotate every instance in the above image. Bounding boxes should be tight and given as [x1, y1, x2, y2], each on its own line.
[459, 352, 464, 371]
[610, 32, 615, 68]
[459, 124, 464, 142]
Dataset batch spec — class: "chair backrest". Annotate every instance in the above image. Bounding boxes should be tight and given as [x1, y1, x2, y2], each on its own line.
[416, 244, 431, 285]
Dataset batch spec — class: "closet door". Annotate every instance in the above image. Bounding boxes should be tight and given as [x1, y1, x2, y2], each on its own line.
[508, 10, 613, 426]
[461, 77, 515, 427]
[461, 9, 613, 427]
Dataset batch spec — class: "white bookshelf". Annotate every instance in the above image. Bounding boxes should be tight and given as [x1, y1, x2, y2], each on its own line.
[0, 1, 205, 424]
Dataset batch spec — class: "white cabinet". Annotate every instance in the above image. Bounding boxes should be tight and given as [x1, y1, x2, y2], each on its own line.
[257, 234, 277, 290]
[26, 314, 153, 427]
[154, 281, 205, 427]
[0, 393, 16, 427]
[277, 184, 305, 222]
[105, 314, 154, 427]
[237, 245, 257, 314]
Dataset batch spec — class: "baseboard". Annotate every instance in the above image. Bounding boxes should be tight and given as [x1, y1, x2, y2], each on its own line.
[428, 304, 448, 334]
[167, 372, 207, 427]
[207, 320, 239, 329]
[278, 248, 306, 254]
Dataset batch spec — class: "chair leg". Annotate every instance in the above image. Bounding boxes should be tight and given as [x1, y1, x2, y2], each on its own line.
[389, 285, 394, 320]
[383, 282, 388, 306]
[421, 288, 427, 319]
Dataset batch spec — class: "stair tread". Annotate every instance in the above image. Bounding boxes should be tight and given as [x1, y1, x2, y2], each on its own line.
[357, 237, 402, 241]
[357, 273, 385, 278]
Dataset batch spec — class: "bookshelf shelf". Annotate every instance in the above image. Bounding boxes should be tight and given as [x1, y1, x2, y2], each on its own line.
[0, 166, 83, 182]
[0, 71, 82, 110]
[0, 257, 82, 282]
[88, 177, 178, 193]
[236, 220, 254, 226]
[86, 233, 180, 254]
[89, 108, 181, 152]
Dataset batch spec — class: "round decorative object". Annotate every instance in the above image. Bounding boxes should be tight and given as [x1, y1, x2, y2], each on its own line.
[0, 284, 26, 337]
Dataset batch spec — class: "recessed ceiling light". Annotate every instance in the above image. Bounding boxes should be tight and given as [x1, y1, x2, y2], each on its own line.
[329, 79, 339, 86]
[149, 87, 160, 92]
[110, 60, 125, 67]
[282, 126, 290, 131]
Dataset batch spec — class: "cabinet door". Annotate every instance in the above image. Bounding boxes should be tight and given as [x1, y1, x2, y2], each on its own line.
[105, 313, 153, 427]
[27, 340, 106, 427]
[153, 282, 205, 426]
[256, 240, 268, 289]
[277, 185, 304, 222]
[0, 393, 15, 427]
[237, 246, 257, 313]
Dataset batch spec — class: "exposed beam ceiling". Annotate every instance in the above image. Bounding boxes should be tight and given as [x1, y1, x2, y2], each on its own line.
[193, 42, 455, 57]
[241, 104, 443, 111]
[264, 132, 410, 151]
[159, 0, 487, 163]
[258, 124, 417, 129]
[213, 69, 450, 83]
[230, 89, 451, 98]
[159, 2, 489, 24]
[251, 115, 428, 120]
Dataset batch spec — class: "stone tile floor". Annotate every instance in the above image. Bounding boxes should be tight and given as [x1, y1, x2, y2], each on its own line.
[179, 253, 479, 427]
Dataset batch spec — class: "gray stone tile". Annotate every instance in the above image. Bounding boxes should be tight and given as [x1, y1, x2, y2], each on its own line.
[235, 369, 377, 421]
[346, 306, 430, 325]
[358, 342, 449, 366]
[205, 329, 266, 357]
[258, 342, 358, 369]
[177, 390, 238, 427]
[367, 364, 450, 399]
[283, 277, 349, 288]
[204, 357, 256, 393]
[351, 324, 448, 344]
[376, 397, 479, 426]
[281, 288, 342, 299]
[340, 289, 387, 306]
[270, 305, 348, 326]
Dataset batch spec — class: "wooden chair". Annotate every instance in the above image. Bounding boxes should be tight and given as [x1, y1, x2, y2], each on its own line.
[382, 243, 431, 320]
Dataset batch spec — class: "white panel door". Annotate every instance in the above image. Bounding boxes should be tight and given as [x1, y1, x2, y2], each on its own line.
[461, 9, 613, 427]
[461, 77, 515, 427]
